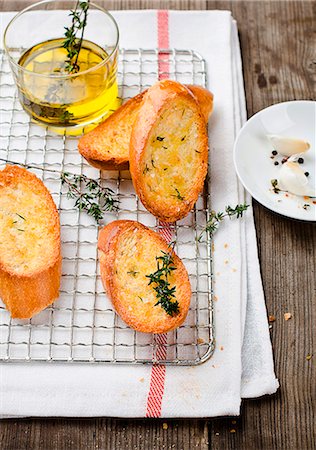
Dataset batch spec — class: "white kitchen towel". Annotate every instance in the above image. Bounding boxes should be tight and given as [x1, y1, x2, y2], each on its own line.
[0, 10, 279, 418]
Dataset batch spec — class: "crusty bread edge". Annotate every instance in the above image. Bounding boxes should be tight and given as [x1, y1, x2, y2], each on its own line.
[84, 157, 129, 171]
[0, 259, 62, 319]
[186, 84, 214, 122]
[78, 92, 145, 169]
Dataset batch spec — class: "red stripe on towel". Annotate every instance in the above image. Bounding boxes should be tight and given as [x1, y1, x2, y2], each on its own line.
[146, 334, 167, 418]
[145, 10, 171, 419]
[157, 10, 169, 81]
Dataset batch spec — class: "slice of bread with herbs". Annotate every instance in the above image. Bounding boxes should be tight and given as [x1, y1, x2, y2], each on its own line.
[129, 80, 209, 222]
[98, 220, 191, 333]
[0, 165, 61, 319]
[78, 85, 213, 171]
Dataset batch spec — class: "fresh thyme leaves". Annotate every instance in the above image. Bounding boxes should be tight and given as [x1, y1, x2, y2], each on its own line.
[46, 81, 64, 103]
[198, 203, 249, 241]
[61, 172, 118, 222]
[151, 159, 156, 168]
[60, 110, 74, 123]
[225, 204, 249, 218]
[13, 213, 26, 231]
[146, 244, 180, 317]
[271, 179, 281, 194]
[172, 187, 184, 201]
[138, 296, 144, 302]
[156, 136, 164, 142]
[63, 0, 90, 73]
[127, 270, 139, 277]
[143, 165, 150, 175]
[181, 136, 186, 142]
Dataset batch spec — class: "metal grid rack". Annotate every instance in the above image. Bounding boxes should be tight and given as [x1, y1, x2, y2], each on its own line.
[0, 48, 214, 365]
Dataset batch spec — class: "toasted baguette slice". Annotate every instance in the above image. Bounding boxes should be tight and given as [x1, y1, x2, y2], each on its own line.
[78, 85, 213, 170]
[98, 220, 191, 333]
[0, 165, 61, 319]
[78, 92, 145, 170]
[129, 80, 208, 222]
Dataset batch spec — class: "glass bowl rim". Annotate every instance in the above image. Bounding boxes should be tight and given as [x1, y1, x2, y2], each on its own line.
[3, 0, 120, 79]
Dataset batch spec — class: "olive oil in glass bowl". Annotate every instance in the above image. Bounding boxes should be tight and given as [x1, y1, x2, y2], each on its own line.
[3, 0, 119, 133]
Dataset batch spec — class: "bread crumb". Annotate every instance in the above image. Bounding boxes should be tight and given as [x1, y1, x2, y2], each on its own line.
[216, 272, 220, 276]
[224, 260, 229, 265]
[215, 432, 220, 436]
[162, 423, 168, 430]
[306, 354, 312, 361]
[213, 295, 218, 302]
[220, 346, 224, 351]
[284, 313, 292, 321]
[268, 315, 276, 323]
[224, 243, 228, 249]
[139, 377, 144, 382]
[232, 268, 237, 272]
[230, 429, 236, 433]
[212, 243, 215, 252]
[197, 338, 204, 344]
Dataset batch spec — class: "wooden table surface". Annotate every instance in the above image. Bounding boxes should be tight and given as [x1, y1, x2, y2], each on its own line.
[0, 1, 315, 449]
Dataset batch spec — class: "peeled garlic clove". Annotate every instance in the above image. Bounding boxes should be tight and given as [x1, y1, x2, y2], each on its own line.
[278, 161, 315, 197]
[267, 134, 310, 156]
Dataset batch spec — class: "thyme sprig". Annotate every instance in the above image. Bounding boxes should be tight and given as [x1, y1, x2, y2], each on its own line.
[146, 243, 180, 317]
[271, 179, 281, 194]
[61, 172, 118, 222]
[172, 187, 184, 201]
[63, 1, 90, 73]
[199, 203, 249, 241]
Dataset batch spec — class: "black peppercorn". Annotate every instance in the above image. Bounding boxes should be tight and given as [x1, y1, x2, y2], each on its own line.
[305, 172, 309, 177]
[298, 157, 304, 164]
[274, 161, 279, 166]
[272, 150, 278, 156]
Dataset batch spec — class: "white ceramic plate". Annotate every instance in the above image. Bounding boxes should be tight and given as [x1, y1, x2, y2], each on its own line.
[234, 101, 316, 221]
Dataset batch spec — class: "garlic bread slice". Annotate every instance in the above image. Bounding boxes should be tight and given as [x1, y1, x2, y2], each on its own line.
[98, 220, 191, 333]
[0, 165, 61, 319]
[129, 80, 208, 222]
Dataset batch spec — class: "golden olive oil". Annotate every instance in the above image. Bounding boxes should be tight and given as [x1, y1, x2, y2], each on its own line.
[17, 38, 118, 128]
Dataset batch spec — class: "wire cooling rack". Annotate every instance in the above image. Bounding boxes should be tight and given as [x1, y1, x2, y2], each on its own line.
[0, 48, 214, 365]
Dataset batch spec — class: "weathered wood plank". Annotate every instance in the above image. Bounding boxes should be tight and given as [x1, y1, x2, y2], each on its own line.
[0, 1, 315, 450]
[0, 418, 209, 450]
[207, 1, 316, 450]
